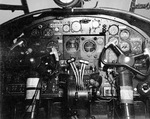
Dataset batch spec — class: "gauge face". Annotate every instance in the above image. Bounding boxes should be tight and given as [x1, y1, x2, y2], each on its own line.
[120, 29, 130, 40]
[59, 0, 73, 3]
[31, 29, 40, 36]
[43, 28, 53, 37]
[120, 42, 130, 52]
[96, 37, 104, 45]
[83, 41, 96, 53]
[92, 20, 100, 28]
[71, 21, 81, 32]
[46, 41, 59, 53]
[130, 38, 142, 53]
[63, 24, 70, 32]
[108, 25, 119, 35]
[54, 0, 80, 7]
[108, 37, 119, 45]
[66, 38, 79, 53]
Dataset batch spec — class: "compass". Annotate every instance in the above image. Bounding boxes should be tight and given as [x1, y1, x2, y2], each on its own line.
[54, 0, 81, 8]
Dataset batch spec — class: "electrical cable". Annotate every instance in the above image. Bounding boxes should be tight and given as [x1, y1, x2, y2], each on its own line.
[106, 70, 121, 119]
[72, 61, 80, 90]
[80, 62, 84, 90]
[81, 63, 86, 89]
[70, 62, 79, 91]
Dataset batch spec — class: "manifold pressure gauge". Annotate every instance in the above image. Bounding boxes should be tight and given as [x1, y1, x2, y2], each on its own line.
[54, 0, 81, 8]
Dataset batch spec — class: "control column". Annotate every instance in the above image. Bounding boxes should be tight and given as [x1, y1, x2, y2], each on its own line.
[119, 68, 135, 119]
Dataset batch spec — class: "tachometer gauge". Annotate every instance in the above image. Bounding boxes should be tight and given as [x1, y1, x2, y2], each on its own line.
[120, 29, 130, 40]
[108, 25, 119, 35]
[71, 21, 81, 32]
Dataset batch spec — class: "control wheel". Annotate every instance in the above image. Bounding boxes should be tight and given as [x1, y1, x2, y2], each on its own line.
[99, 43, 150, 77]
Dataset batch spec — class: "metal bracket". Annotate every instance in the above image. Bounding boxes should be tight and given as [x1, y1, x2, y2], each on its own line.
[130, 0, 150, 12]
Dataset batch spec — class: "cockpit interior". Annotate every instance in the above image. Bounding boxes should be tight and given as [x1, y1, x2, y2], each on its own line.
[1, 0, 150, 119]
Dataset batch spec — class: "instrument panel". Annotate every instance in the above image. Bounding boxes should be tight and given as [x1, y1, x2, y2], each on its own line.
[4, 13, 150, 98]
[23, 15, 148, 70]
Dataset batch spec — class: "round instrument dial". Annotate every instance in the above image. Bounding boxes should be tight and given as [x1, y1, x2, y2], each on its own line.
[43, 28, 53, 37]
[66, 38, 79, 53]
[46, 41, 59, 53]
[92, 20, 100, 28]
[120, 42, 130, 52]
[97, 37, 104, 45]
[71, 21, 81, 32]
[83, 40, 96, 53]
[63, 24, 70, 32]
[31, 29, 40, 36]
[120, 29, 130, 40]
[59, 0, 73, 3]
[108, 37, 119, 45]
[54, 0, 80, 7]
[108, 25, 119, 35]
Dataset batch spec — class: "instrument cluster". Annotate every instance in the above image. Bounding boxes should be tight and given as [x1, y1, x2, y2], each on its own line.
[4, 13, 149, 97]
[4, 14, 149, 98]
[24, 15, 147, 70]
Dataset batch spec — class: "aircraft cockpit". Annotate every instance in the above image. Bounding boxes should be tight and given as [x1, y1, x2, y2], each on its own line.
[0, 0, 150, 119]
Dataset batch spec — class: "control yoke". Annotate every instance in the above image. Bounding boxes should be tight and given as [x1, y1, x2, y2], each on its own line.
[99, 43, 150, 77]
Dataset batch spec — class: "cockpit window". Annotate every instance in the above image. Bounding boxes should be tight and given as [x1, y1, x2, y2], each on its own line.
[0, 0, 150, 24]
